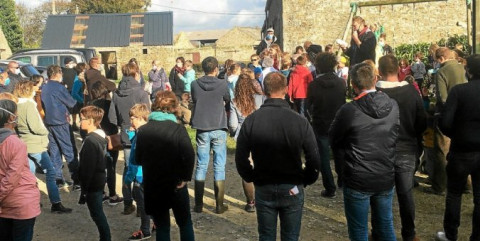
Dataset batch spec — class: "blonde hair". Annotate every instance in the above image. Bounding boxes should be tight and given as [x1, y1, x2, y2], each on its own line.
[129, 104, 150, 121]
[14, 80, 35, 98]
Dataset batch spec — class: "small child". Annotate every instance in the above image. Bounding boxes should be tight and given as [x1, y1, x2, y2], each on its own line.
[398, 58, 412, 81]
[124, 104, 153, 240]
[336, 56, 349, 86]
[411, 52, 426, 91]
[78, 106, 111, 241]
[178, 60, 196, 94]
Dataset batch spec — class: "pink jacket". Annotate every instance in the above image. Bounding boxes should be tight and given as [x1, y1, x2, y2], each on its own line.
[0, 130, 40, 219]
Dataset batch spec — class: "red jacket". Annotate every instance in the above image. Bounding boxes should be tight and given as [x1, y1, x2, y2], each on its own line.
[288, 65, 313, 99]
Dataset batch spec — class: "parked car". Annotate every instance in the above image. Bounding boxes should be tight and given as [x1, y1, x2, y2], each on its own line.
[72, 48, 97, 62]
[0, 60, 42, 79]
[8, 49, 86, 68]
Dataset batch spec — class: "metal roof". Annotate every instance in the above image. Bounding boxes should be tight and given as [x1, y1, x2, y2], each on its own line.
[41, 12, 173, 48]
[42, 15, 76, 49]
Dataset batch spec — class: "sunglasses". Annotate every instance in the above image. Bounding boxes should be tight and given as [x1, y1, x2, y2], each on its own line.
[251, 59, 258, 61]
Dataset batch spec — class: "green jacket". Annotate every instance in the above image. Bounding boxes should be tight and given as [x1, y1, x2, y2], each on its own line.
[435, 60, 466, 114]
[17, 98, 49, 153]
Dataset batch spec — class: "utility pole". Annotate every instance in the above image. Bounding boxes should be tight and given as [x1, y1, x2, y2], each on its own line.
[52, 0, 57, 15]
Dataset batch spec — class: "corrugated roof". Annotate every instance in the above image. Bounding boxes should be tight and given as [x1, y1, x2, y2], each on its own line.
[41, 12, 173, 48]
[42, 15, 76, 49]
[144, 12, 173, 46]
[85, 15, 131, 47]
[184, 29, 229, 41]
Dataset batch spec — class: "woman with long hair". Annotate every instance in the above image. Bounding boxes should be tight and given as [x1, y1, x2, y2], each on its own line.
[14, 80, 72, 213]
[229, 74, 264, 212]
[169, 57, 186, 100]
[135, 90, 195, 241]
[0, 99, 41, 241]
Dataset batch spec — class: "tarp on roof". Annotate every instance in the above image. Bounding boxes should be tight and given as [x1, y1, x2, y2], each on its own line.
[42, 15, 76, 49]
[85, 14, 131, 47]
[144, 12, 173, 46]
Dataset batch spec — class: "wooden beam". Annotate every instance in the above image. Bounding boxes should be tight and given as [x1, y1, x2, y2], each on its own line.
[356, 0, 447, 7]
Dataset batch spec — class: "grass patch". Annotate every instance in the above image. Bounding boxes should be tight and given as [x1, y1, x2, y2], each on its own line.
[186, 126, 237, 154]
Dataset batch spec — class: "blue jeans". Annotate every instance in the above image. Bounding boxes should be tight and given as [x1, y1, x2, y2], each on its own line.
[444, 152, 480, 241]
[394, 153, 416, 241]
[122, 148, 133, 206]
[255, 184, 304, 241]
[47, 124, 78, 181]
[29, 152, 61, 204]
[194, 130, 227, 181]
[86, 191, 111, 241]
[293, 98, 309, 119]
[315, 134, 336, 193]
[133, 183, 151, 236]
[152, 185, 194, 241]
[0, 217, 36, 241]
[343, 187, 396, 241]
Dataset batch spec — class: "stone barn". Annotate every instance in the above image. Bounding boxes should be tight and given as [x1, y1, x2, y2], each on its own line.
[263, 0, 468, 52]
[42, 12, 174, 79]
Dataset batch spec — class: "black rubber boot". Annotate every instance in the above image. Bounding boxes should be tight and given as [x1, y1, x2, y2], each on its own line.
[194, 180, 205, 213]
[214, 180, 228, 214]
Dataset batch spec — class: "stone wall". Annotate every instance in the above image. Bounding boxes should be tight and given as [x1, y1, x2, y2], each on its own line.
[282, 0, 467, 53]
[94, 44, 256, 80]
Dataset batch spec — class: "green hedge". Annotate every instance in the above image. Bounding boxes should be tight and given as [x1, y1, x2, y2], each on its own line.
[394, 34, 471, 64]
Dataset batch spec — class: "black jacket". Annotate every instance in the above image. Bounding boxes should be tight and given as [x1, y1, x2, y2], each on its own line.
[169, 67, 185, 98]
[191, 75, 230, 131]
[307, 72, 346, 135]
[256, 36, 277, 55]
[235, 98, 321, 186]
[62, 68, 76, 92]
[85, 69, 116, 101]
[108, 76, 150, 146]
[345, 29, 377, 66]
[92, 99, 118, 136]
[440, 79, 480, 153]
[135, 120, 195, 215]
[79, 130, 107, 194]
[329, 91, 399, 192]
[376, 81, 427, 153]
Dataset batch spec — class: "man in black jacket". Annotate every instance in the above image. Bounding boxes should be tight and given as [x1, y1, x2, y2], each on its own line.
[376, 55, 426, 241]
[340, 16, 376, 67]
[329, 63, 399, 240]
[307, 52, 346, 198]
[236, 72, 320, 241]
[191, 56, 230, 214]
[435, 54, 480, 241]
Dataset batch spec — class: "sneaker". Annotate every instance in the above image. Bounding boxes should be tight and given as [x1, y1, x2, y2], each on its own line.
[51, 202, 73, 213]
[72, 185, 81, 192]
[244, 201, 255, 213]
[122, 204, 136, 215]
[435, 231, 453, 241]
[320, 190, 336, 198]
[102, 194, 110, 203]
[56, 179, 69, 189]
[108, 195, 124, 206]
[128, 230, 151, 240]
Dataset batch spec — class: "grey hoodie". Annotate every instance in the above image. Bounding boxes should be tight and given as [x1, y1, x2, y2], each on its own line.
[0, 128, 14, 144]
[109, 76, 150, 146]
[190, 75, 230, 131]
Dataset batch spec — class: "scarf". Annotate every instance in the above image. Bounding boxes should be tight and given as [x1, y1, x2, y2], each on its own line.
[358, 26, 369, 37]
[174, 66, 186, 75]
[148, 111, 178, 123]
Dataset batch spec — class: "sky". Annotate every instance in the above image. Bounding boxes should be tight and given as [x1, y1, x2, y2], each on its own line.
[16, 0, 267, 33]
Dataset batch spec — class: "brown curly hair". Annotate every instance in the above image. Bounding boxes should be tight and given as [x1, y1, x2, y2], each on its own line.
[233, 74, 256, 117]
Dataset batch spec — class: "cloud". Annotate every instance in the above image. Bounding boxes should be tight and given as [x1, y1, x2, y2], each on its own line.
[149, 0, 266, 33]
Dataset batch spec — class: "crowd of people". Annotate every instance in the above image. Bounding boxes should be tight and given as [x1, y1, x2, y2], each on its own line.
[0, 14, 479, 241]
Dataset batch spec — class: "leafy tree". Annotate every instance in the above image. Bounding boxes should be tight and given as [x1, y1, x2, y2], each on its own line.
[71, 0, 152, 14]
[15, 1, 71, 48]
[0, 0, 24, 52]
